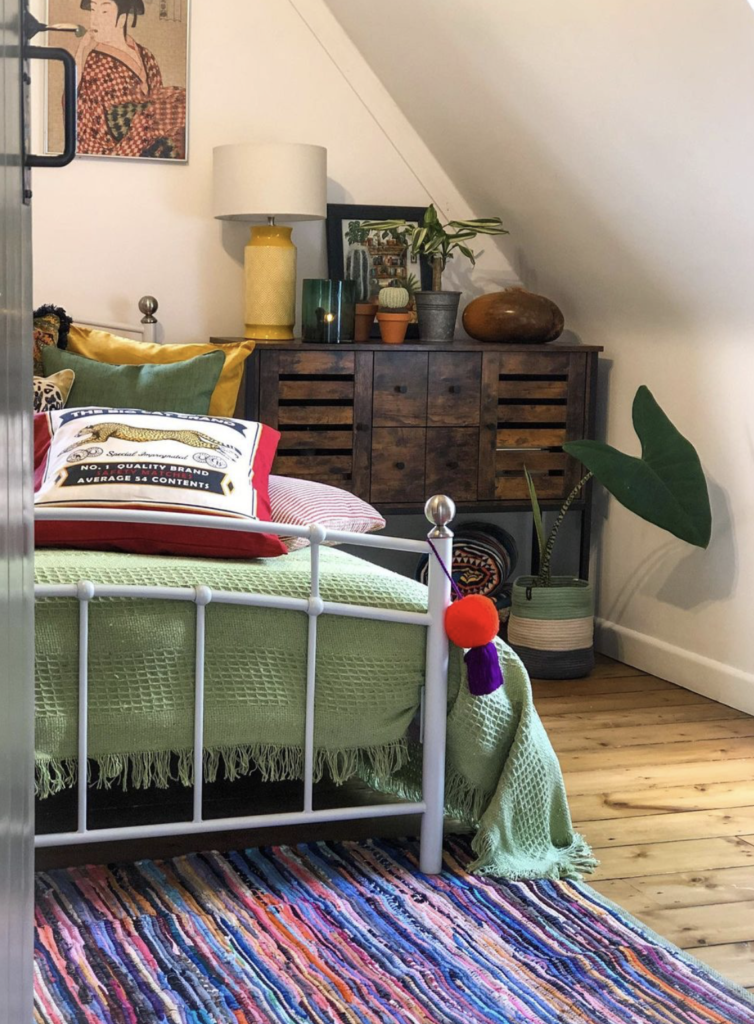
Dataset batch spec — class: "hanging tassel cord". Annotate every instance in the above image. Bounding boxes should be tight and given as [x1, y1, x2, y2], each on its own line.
[427, 538, 504, 696]
[427, 537, 464, 601]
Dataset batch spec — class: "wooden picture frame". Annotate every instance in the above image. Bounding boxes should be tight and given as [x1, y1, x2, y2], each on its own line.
[326, 204, 431, 339]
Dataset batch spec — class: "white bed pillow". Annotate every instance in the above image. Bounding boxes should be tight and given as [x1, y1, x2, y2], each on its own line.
[269, 475, 385, 550]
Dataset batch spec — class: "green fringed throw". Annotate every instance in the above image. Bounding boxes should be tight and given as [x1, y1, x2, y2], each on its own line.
[34, 546, 595, 880]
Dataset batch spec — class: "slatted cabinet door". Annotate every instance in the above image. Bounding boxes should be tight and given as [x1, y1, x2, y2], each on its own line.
[480, 350, 588, 502]
[259, 349, 373, 494]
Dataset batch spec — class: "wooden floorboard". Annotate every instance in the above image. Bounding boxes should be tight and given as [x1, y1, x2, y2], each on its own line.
[592, 866, 754, 912]
[537, 688, 715, 717]
[560, 758, 754, 797]
[550, 717, 754, 754]
[542, 656, 754, 991]
[579, 807, 754, 847]
[569, 780, 754, 821]
[560, 735, 754, 773]
[686, 943, 754, 988]
[541, 703, 749, 731]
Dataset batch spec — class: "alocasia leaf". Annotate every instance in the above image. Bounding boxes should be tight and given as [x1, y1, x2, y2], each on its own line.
[563, 386, 711, 548]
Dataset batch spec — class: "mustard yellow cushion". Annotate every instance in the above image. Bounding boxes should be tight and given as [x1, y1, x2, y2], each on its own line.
[67, 326, 255, 417]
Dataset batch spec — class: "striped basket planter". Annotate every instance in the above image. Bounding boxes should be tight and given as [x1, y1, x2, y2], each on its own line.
[508, 576, 594, 679]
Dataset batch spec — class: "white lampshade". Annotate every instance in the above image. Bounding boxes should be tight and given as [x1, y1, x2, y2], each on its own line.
[213, 142, 327, 222]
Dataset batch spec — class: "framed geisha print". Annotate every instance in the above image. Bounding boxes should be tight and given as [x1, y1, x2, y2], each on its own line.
[45, 0, 190, 161]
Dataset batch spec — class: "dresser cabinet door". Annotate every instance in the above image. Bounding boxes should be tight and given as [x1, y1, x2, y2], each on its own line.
[481, 350, 588, 501]
[260, 349, 372, 494]
[427, 352, 481, 426]
[425, 428, 479, 501]
[371, 428, 426, 503]
[373, 352, 428, 426]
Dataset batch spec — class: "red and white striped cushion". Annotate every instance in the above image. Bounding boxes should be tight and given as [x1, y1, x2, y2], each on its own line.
[269, 476, 385, 550]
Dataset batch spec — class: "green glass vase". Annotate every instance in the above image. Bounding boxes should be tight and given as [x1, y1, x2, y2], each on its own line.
[301, 280, 356, 343]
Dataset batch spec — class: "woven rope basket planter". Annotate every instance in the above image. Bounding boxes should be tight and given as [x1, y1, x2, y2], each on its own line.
[508, 576, 594, 680]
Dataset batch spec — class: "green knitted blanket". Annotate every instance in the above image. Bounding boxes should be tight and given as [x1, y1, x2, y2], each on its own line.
[35, 547, 594, 880]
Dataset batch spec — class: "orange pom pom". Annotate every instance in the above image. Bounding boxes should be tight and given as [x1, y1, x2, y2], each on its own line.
[444, 594, 499, 649]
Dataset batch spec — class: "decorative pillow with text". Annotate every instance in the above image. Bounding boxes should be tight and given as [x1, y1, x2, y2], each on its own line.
[34, 408, 286, 559]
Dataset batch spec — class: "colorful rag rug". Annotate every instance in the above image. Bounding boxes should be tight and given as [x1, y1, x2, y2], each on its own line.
[35, 838, 754, 1024]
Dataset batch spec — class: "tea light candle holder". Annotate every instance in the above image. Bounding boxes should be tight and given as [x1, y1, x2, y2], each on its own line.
[301, 279, 356, 343]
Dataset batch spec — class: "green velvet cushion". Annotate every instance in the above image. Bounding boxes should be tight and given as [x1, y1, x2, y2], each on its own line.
[41, 345, 225, 415]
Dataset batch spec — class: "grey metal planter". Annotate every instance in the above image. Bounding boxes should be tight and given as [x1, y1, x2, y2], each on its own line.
[507, 576, 595, 679]
[414, 291, 461, 341]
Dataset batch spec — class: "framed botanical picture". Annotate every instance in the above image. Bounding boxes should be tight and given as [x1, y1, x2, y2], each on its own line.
[326, 204, 431, 339]
[45, 0, 190, 161]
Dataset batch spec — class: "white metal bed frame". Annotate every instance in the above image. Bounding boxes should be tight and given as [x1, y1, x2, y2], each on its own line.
[33, 497, 456, 874]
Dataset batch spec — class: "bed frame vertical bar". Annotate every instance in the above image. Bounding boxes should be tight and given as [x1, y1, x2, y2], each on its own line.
[76, 582, 95, 834]
[420, 497, 455, 874]
[304, 527, 325, 813]
[193, 586, 212, 824]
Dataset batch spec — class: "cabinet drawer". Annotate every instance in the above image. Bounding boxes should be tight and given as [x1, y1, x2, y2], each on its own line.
[371, 428, 426, 503]
[277, 351, 355, 375]
[427, 353, 481, 426]
[373, 352, 428, 426]
[490, 350, 588, 502]
[426, 428, 479, 502]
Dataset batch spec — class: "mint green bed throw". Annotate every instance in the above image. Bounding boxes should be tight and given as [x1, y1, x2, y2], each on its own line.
[34, 546, 594, 880]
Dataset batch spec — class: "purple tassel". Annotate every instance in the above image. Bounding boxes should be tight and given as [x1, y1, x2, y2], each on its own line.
[464, 642, 505, 696]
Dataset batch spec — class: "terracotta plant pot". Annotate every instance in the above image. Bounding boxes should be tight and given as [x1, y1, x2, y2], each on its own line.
[462, 287, 564, 343]
[376, 310, 410, 344]
[354, 302, 378, 342]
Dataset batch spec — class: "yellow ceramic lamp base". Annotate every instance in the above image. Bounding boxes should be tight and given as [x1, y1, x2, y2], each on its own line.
[244, 225, 296, 341]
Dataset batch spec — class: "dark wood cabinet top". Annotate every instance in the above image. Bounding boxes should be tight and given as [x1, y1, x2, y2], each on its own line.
[211, 337, 604, 354]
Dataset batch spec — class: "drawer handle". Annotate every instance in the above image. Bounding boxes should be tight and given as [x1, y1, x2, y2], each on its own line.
[446, 460, 459, 470]
[394, 385, 407, 394]
[448, 385, 460, 394]
[395, 461, 405, 470]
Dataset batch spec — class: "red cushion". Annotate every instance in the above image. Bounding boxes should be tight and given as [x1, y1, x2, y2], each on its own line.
[34, 410, 286, 559]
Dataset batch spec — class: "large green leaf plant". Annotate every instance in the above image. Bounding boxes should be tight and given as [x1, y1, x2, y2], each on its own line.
[526, 386, 712, 586]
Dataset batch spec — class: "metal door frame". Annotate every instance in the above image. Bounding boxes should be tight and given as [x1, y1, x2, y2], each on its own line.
[1, 1, 35, 1020]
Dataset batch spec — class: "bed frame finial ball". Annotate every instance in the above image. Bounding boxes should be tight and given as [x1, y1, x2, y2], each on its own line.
[139, 295, 159, 324]
[425, 494, 456, 538]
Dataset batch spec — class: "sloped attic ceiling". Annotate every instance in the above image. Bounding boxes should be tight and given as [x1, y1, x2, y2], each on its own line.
[324, 0, 754, 335]
[323, 0, 754, 695]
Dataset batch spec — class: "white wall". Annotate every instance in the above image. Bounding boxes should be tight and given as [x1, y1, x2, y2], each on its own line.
[30, 0, 515, 341]
[326, 0, 754, 706]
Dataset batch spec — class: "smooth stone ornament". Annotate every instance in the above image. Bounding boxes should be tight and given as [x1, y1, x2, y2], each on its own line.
[462, 287, 565, 344]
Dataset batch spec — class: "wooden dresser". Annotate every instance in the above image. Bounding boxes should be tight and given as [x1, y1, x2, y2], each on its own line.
[211, 338, 602, 574]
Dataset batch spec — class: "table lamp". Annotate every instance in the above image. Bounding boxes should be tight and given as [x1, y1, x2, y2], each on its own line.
[213, 142, 327, 341]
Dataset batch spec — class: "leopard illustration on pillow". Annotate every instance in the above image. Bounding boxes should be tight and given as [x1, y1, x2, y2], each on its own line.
[33, 369, 75, 412]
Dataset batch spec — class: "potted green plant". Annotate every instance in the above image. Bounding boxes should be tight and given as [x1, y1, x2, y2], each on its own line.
[363, 205, 508, 340]
[508, 386, 712, 679]
[376, 284, 411, 344]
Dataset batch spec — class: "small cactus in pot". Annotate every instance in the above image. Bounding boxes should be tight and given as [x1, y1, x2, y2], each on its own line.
[378, 285, 409, 311]
[376, 284, 411, 344]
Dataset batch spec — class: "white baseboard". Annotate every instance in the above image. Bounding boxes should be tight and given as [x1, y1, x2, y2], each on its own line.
[595, 618, 754, 716]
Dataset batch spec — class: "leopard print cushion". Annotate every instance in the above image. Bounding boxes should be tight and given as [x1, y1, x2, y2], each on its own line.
[33, 369, 75, 412]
